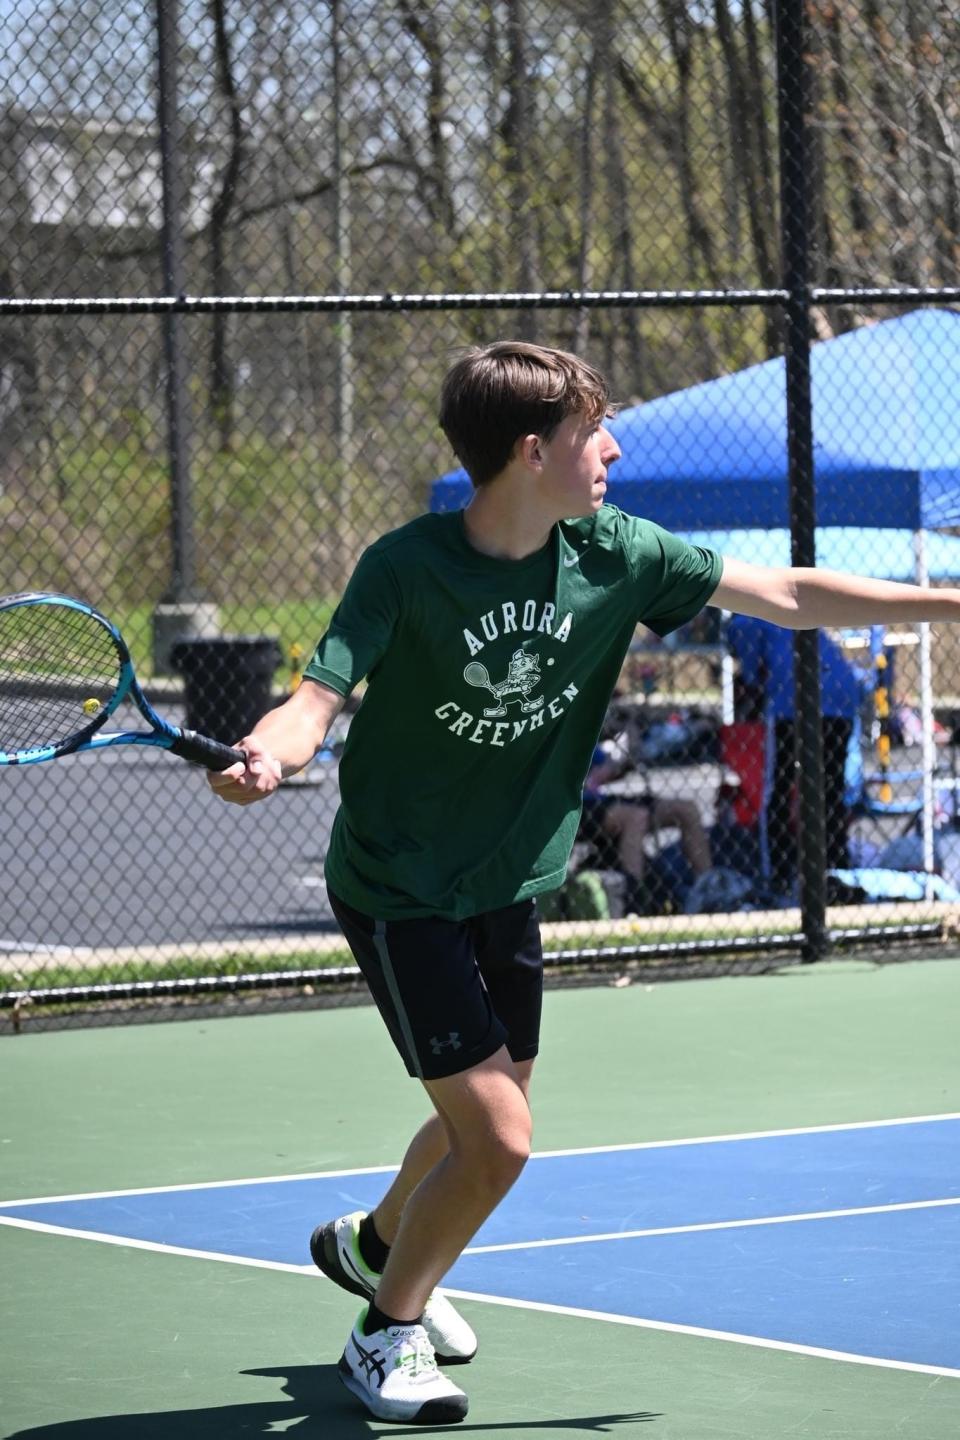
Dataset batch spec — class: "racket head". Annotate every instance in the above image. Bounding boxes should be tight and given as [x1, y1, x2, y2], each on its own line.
[0, 592, 133, 763]
[463, 661, 490, 687]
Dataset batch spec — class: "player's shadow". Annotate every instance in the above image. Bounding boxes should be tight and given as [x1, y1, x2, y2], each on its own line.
[4, 1364, 661, 1437]
[388, 1418, 662, 1435]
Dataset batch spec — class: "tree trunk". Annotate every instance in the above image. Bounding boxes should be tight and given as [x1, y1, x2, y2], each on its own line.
[823, 2, 872, 251]
[398, 2, 456, 236]
[209, 0, 245, 451]
[503, 0, 539, 339]
[602, 41, 644, 382]
[572, 25, 600, 355]
[905, 2, 959, 284]
[861, 0, 913, 283]
[619, 6, 718, 371]
[713, 0, 780, 354]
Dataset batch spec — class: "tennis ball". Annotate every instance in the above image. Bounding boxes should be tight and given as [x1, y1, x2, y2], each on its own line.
[82, 697, 101, 715]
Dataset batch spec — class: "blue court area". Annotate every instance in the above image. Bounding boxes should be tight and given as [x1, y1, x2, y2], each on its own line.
[2, 1116, 958, 1374]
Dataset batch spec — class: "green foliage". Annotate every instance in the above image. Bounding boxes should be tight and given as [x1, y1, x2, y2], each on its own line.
[2, 411, 345, 673]
[5, 0, 956, 669]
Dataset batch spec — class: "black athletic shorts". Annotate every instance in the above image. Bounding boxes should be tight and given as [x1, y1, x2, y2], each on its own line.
[327, 888, 544, 1081]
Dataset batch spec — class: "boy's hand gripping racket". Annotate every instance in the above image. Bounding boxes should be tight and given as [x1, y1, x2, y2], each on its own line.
[0, 592, 248, 770]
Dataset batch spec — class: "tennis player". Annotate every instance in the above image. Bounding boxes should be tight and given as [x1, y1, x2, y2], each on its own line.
[208, 340, 960, 1423]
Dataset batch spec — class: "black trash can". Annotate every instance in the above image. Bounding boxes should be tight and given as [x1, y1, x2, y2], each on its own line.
[170, 635, 283, 745]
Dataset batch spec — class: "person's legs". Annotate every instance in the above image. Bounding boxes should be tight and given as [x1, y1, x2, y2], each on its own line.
[601, 798, 652, 883]
[770, 719, 797, 892]
[337, 1049, 534, 1424]
[370, 1116, 447, 1245]
[650, 796, 711, 877]
[822, 715, 853, 870]
[577, 794, 616, 863]
[372, 1058, 534, 1245]
[319, 890, 543, 1418]
[603, 796, 710, 912]
[372, 1045, 533, 1321]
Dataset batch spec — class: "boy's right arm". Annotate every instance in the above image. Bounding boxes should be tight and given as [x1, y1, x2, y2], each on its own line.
[206, 678, 345, 806]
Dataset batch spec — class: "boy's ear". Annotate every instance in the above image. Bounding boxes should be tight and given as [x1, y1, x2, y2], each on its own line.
[517, 433, 543, 469]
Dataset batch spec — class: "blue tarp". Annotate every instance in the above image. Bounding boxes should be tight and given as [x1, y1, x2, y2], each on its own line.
[431, 308, 960, 550]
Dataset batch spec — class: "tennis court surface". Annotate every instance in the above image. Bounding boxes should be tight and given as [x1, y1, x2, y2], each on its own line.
[3, 957, 959, 1438]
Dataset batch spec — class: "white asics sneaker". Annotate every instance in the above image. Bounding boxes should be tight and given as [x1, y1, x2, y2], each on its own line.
[338, 1313, 468, 1423]
[310, 1210, 477, 1363]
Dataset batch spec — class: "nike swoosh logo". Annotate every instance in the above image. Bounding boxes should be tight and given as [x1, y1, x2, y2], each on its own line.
[563, 552, 580, 567]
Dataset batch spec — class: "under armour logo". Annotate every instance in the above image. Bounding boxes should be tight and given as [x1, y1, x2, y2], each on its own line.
[429, 1032, 462, 1055]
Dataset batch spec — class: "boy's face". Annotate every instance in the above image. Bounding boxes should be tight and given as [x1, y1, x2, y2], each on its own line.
[535, 410, 621, 518]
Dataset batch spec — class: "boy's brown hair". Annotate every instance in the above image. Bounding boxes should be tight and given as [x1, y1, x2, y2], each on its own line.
[439, 340, 610, 486]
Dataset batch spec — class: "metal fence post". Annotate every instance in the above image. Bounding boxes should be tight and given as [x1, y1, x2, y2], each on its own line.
[775, 0, 828, 961]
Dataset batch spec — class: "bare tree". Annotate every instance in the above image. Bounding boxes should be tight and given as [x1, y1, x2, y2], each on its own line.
[904, 1, 959, 284]
[208, 0, 245, 450]
[571, 12, 601, 354]
[599, 0, 645, 382]
[397, 1, 456, 235]
[711, 0, 779, 352]
[503, 0, 540, 339]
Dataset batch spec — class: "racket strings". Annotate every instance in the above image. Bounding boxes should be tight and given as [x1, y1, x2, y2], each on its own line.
[0, 602, 122, 752]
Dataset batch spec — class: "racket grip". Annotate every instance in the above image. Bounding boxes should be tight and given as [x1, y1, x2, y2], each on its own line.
[171, 729, 247, 771]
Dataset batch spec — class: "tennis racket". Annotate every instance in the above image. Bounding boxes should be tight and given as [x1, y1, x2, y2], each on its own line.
[0, 592, 247, 770]
[463, 661, 497, 697]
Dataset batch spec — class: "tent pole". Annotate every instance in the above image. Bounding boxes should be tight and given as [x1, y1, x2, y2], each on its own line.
[914, 529, 936, 896]
[775, 0, 828, 960]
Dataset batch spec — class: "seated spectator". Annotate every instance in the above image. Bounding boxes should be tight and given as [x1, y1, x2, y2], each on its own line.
[578, 742, 712, 914]
[726, 615, 866, 894]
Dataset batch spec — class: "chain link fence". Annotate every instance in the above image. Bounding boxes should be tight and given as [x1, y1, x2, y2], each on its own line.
[2, 0, 960, 1027]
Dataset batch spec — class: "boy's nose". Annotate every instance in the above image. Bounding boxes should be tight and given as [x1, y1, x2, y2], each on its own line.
[601, 427, 621, 465]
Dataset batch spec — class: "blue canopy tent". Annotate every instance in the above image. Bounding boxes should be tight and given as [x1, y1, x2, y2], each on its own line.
[431, 308, 960, 537]
[430, 309, 960, 883]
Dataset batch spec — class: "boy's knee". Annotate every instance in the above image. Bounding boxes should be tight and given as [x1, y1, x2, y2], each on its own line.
[460, 1118, 531, 1195]
[484, 1132, 531, 1193]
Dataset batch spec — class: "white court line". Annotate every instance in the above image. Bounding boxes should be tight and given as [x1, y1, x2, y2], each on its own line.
[529, 1109, 960, 1161]
[2, 1213, 957, 1382]
[462, 1195, 960, 1253]
[0, 1215, 313, 1274]
[0, 1161, 402, 1208]
[438, 1288, 960, 1381]
[3, 1194, 955, 1256]
[2, 1109, 958, 1209]
[2, 1109, 958, 1380]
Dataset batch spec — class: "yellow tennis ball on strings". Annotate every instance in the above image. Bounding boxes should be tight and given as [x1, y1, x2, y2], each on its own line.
[82, 697, 101, 715]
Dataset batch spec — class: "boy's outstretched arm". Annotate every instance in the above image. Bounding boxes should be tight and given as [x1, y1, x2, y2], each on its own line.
[207, 677, 345, 806]
[713, 557, 960, 629]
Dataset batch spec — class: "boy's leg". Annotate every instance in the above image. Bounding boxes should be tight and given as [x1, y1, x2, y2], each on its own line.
[372, 1058, 534, 1244]
[372, 1050, 533, 1319]
[337, 1045, 531, 1423]
[372, 1055, 531, 1314]
[325, 894, 542, 1423]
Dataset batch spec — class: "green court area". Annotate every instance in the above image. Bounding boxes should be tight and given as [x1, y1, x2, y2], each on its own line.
[2, 957, 959, 1439]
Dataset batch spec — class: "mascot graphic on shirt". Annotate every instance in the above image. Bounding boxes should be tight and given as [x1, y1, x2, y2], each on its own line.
[463, 649, 545, 718]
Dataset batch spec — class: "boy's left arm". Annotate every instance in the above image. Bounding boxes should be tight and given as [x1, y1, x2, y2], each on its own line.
[713, 556, 960, 629]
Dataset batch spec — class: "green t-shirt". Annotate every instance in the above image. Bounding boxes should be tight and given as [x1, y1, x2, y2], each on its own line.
[305, 506, 722, 920]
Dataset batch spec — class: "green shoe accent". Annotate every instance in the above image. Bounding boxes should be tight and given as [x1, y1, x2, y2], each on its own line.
[349, 1218, 382, 1283]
